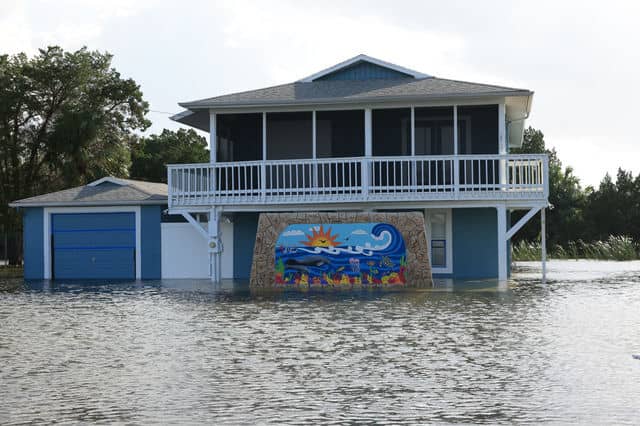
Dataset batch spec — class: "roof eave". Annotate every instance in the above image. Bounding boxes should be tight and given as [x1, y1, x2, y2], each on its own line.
[179, 90, 534, 110]
[9, 199, 168, 208]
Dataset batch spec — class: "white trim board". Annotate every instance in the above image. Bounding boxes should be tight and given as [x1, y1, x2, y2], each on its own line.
[43, 206, 142, 280]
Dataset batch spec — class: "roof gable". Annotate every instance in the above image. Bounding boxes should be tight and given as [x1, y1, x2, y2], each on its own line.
[298, 54, 429, 82]
[314, 60, 413, 81]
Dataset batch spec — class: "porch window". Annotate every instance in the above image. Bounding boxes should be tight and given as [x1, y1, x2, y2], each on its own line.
[372, 108, 411, 156]
[266, 112, 312, 159]
[414, 107, 454, 155]
[316, 110, 364, 158]
[217, 113, 263, 162]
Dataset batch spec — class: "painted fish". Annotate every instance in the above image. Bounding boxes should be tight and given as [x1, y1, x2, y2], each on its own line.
[380, 256, 394, 268]
[285, 256, 331, 273]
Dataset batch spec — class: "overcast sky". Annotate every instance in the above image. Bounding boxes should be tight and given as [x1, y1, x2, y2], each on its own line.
[2, 0, 639, 186]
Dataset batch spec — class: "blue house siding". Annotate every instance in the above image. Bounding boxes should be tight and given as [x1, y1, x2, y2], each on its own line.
[233, 213, 259, 280]
[141, 205, 162, 279]
[23, 207, 44, 279]
[315, 61, 412, 81]
[451, 208, 499, 279]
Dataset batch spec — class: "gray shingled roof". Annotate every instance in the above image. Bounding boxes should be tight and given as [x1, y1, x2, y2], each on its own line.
[10, 177, 168, 207]
[180, 77, 531, 109]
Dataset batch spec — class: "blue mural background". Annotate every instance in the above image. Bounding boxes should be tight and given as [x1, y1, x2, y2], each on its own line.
[275, 223, 407, 286]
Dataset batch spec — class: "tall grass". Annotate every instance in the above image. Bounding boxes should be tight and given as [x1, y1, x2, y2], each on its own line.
[512, 235, 639, 261]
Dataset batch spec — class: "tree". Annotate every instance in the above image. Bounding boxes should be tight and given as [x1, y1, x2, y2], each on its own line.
[511, 127, 587, 245]
[0, 46, 149, 263]
[129, 129, 209, 183]
[585, 169, 640, 242]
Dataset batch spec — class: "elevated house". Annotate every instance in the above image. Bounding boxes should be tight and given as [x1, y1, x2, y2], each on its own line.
[12, 55, 548, 283]
[169, 55, 548, 282]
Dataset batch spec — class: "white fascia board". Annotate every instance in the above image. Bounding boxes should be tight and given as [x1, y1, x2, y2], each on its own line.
[298, 54, 431, 82]
[169, 109, 195, 122]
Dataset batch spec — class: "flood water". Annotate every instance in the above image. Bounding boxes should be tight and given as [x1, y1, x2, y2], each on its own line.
[1, 260, 640, 424]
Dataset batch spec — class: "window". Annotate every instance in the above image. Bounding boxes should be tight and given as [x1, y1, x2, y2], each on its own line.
[427, 209, 452, 273]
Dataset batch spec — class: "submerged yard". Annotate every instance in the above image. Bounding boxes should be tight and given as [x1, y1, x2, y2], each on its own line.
[1, 260, 639, 424]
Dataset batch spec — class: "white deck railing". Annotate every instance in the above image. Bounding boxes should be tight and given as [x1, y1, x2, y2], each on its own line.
[167, 154, 549, 208]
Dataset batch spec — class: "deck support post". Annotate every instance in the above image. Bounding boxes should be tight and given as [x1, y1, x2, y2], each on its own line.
[541, 206, 547, 282]
[208, 207, 222, 283]
[497, 204, 508, 281]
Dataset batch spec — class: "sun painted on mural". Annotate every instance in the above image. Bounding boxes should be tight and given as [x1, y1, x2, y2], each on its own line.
[275, 223, 407, 286]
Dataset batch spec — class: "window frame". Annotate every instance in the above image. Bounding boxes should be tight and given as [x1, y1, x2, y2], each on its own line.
[425, 208, 453, 274]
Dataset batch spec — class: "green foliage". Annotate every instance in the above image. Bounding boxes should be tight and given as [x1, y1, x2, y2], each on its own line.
[130, 129, 209, 183]
[0, 46, 149, 263]
[511, 127, 587, 245]
[513, 236, 639, 261]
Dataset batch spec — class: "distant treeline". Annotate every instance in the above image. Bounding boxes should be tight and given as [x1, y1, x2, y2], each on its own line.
[512, 128, 640, 260]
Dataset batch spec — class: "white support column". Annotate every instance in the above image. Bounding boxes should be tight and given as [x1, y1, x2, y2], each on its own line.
[312, 111, 317, 159]
[498, 103, 507, 189]
[261, 112, 267, 199]
[210, 111, 217, 196]
[497, 204, 508, 281]
[453, 105, 459, 197]
[208, 207, 222, 283]
[312, 111, 318, 192]
[410, 106, 416, 188]
[209, 110, 217, 163]
[541, 207, 547, 281]
[363, 108, 372, 197]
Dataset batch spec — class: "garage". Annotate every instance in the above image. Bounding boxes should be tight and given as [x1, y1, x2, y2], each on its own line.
[11, 176, 166, 280]
[51, 212, 136, 279]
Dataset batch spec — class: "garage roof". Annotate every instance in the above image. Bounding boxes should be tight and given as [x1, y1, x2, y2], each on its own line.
[10, 177, 168, 208]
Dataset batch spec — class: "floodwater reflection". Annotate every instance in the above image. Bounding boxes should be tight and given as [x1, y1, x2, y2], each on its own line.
[1, 260, 639, 424]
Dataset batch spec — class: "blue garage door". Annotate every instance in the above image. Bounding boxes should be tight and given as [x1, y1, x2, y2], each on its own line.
[51, 212, 136, 279]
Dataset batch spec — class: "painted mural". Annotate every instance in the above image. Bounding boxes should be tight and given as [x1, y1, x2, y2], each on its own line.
[275, 223, 407, 286]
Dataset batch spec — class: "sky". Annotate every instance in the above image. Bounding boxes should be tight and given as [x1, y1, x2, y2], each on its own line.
[2, 0, 639, 187]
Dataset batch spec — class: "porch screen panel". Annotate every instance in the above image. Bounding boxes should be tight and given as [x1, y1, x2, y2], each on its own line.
[415, 107, 454, 188]
[372, 108, 411, 190]
[316, 110, 364, 158]
[266, 112, 313, 193]
[316, 110, 364, 193]
[457, 105, 499, 190]
[266, 112, 312, 159]
[217, 113, 263, 162]
[217, 113, 262, 195]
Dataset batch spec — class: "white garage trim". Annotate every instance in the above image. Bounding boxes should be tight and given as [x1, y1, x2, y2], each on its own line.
[43, 206, 142, 280]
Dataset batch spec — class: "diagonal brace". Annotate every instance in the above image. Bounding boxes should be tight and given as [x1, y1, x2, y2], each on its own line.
[505, 206, 542, 241]
[181, 212, 208, 240]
